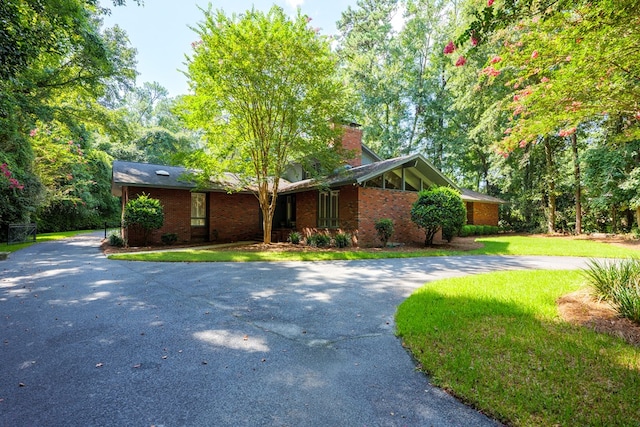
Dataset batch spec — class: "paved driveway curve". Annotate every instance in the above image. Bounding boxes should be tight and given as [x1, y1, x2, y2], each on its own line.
[0, 233, 591, 426]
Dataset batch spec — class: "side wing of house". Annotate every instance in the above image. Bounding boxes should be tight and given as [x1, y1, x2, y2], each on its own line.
[111, 161, 262, 246]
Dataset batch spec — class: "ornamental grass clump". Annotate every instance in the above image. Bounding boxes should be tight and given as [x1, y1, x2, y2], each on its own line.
[583, 258, 640, 324]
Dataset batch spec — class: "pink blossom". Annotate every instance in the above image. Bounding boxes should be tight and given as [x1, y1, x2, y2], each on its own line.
[471, 36, 479, 47]
[487, 0, 494, 6]
[635, 112, 640, 120]
[29, 128, 38, 137]
[306, 16, 312, 23]
[531, 50, 539, 59]
[513, 105, 524, 116]
[558, 127, 577, 137]
[541, 76, 550, 83]
[504, 127, 512, 135]
[481, 66, 501, 77]
[443, 41, 456, 54]
[519, 140, 528, 148]
[565, 55, 572, 62]
[490, 56, 502, 64]
[8, 178, 22, 189]
[455, 56, 467, 67]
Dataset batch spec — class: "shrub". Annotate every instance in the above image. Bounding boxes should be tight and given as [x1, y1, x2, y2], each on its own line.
[583, 258, 640, 324]
[411, 187, 466, 245]
[108, 232, 125, 247]
[161, 233, 178, 245]
[307, 233, 330, 247]
[374, 218, 394, 247]
[334, 232, 351, 248]
[123, 193, 164, 246]
[288, 231, 302, 244]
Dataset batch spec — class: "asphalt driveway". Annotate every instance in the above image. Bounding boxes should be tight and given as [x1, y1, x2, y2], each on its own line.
[0, 233, 591, 426]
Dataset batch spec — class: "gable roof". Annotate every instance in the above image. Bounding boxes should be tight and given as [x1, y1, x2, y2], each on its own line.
[280, 153, 457, 193]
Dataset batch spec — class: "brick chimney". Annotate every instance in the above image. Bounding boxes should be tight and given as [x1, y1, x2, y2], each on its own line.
[341, 123, 363, 167]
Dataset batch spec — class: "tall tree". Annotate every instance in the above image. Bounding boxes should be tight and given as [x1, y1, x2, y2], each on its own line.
[0, 0, 137, 234]
[336, 0, 405, 158]
[181, 6, 348, 244]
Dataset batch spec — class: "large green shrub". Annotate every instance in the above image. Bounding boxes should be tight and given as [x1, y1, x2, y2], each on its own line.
[374, 218, 394, 247]
[123, 193, 164, 245]
[411, 187, 466, 246]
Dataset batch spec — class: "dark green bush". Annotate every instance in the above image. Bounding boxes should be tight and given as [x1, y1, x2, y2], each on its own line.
[108, 232, 125, 247]
[288, 231, 302, 244]
[161, 233, 178, 245]
[123, 193, 164, 245]
[374, 218, 394, 247]
[334, 232, 351, 248]
[411, 187, 466, 245]
[307, 233, 330, 247]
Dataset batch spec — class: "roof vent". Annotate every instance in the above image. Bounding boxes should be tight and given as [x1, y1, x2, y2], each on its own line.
[155, 170, 170, 176]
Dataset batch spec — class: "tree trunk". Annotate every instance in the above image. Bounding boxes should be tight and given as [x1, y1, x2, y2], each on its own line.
[637, 206, 640, 230]
[570, 133, 582, 234]
[258, 184, 276, 244]
[544, 137, 557, 233]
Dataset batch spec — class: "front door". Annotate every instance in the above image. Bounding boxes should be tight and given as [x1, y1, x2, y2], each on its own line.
[190, 192, 209, 241]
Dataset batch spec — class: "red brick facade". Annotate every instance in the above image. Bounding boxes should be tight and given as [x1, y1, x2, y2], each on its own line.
[293, 185, 441, 247]
[209, 192, 261, 242]
[466, 202, 500, 226]
[122, 187, 261, 246]
[358, 187, 426, 247]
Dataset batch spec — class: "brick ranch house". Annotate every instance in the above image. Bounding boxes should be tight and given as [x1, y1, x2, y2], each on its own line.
[111, 124, 505, 247]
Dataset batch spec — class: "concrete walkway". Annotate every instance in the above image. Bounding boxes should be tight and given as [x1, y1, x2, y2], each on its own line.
[0, 233, 591, 426]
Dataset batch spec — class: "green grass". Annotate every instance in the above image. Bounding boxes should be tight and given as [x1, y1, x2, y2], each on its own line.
[107, 235, 640, 262]
[468, 235, 637, 257]
[2, 229, 95, 253]
[396, 270, 640, 426]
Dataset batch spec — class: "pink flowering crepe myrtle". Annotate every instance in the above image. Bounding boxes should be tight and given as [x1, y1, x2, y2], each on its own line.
[1, 163, 24, 190]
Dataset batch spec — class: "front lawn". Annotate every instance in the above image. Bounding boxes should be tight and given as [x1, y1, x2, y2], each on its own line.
[107, 235, 639, 262]
[396, 270, 640, 426]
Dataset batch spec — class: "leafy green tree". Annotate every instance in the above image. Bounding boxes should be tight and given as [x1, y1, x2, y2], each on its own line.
[181, 6, 347, 244]
[0, 0, 137, 233]
[337, 0, 406, 158]
[123, 194, 164, 246]
[411, 187, 466, 245]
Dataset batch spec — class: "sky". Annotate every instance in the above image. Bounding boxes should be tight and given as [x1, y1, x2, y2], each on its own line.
[101, 0, 360, 97]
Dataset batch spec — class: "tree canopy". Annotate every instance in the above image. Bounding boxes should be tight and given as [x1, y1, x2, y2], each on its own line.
[181, 5, 348, 243]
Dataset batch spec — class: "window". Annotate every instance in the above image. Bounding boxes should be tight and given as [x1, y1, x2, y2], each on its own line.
[318, 190, 339, 228]
[191, 193, 206, 226]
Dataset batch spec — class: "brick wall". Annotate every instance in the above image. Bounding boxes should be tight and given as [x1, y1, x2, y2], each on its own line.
[358, 187, 426, 247]
[209, 192, 261, 242]
[466, 202, 499, 226]
[124, 188, 263, 245]
[125, 187, 191, 246]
